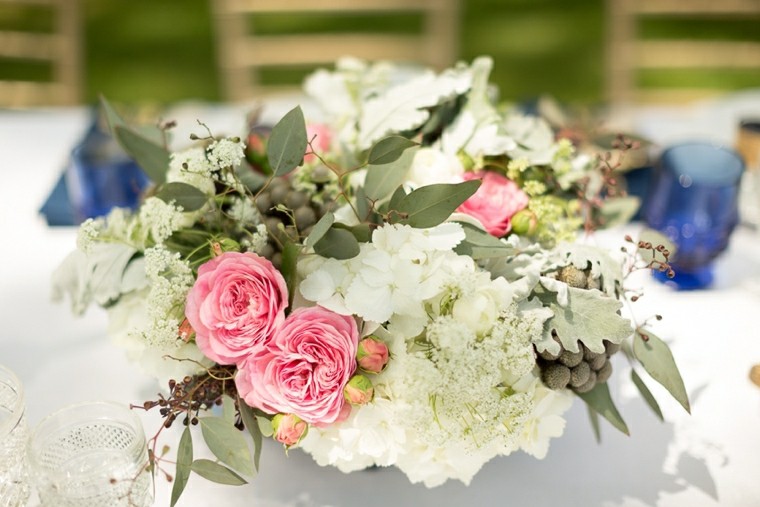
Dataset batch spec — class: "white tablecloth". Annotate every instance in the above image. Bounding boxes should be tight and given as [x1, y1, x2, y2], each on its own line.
[1, 99, 760, 507]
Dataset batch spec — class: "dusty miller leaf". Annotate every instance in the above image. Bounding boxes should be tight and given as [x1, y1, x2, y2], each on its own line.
[556, 243, 623, 296]
[199, 416, 254, 476]
[89, 243, 138, 307]
[171, 427, 193, 507]
[576, 382, 629, 436]
[267, 106, 307, 177]
[631, 369, 664, 422]
[633, 331, 690, 413]
[536, 286, 633, 354]
[396, 180, 480, 229]
[357, 69, 472, 150]
[190, 459, 247, 486]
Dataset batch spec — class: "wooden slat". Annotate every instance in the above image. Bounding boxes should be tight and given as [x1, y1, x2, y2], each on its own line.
[0, 80, 67, 107]
[636, 40, 760, 68]
[225, 0, 432, 14]
[232, 34, 424, 68]
[634, 87, 730, 104]
[634, 0, 760, 16]
[0, 31, 57, 59]
[0, 0, 55, 5]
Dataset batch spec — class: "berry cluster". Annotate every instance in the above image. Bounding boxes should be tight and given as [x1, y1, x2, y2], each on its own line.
[255, 177, 333, 268]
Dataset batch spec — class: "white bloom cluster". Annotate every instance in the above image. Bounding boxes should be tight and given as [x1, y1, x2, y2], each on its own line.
[76, 218, 101, 253]
[207, 138, 245, 170]
[168, 146, 215, 196]
[140, 246, 195, 348]
[241, 223, 269, 254]
[299, 223, 574, 487]
[138, 197, 185, 244]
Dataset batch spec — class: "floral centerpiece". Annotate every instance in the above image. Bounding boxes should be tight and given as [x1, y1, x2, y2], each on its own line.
[54, 57, 688, 504]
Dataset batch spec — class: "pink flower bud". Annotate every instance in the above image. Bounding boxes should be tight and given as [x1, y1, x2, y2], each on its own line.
[356, 336, 389, 373]
[343, 375, 374, 405]
[272, 413, 308, 447]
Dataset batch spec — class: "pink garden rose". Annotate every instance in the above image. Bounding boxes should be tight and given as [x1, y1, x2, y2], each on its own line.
[456, 171, 529, 237]
[235, 306, 359, 426]
[185, 252, 288, 365]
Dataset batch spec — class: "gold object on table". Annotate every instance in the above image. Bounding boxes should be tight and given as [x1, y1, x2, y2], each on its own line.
[750, 364, 760, 388]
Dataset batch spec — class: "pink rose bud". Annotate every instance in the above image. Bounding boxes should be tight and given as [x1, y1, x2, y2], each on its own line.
[344, 375, 374, 406]
[357, 336, 389, 373]
[304, 123, 332, 163]
[272, 413, 308, 447]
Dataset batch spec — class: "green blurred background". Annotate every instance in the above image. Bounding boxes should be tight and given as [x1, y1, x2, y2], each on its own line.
[1, 0, 759, 105]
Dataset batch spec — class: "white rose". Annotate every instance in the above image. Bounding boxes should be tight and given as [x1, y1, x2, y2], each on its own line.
[452, 276, 514, 335]
[407, 148, 464, 189]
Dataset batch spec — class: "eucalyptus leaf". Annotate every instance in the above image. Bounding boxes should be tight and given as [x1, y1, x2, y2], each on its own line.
[267, 106, 307, 177]
[257, 414, 274, 438]
[638, 228, 677, 265]
[238, 400, 262, 472]
[633, 331, 690, 413]
[576, 382, 629, 436]
[587, 405, 601, 443]
[190, 459, 247, 486]
[597, 196, 640, 228]
[99, 95, 126, 132]
[631, 369, 664, 421]
[235, 166, 268, 192]
[199, 416, 254, 476]
[396, 180, 480, 228]
[305, 212, 335, 248]
[280, 241, 301, 307]
[114, 125, 169, 184]
[387, 185, 407, 220]
[313, 227, 360, 260]
[170, 427, 193, 507]
[454, 222, 513, 259]
[364, 146, 417, 202]
[155, 182, 208, 212]
[222, 395, 236, 424]
[355, 186, 370, 221]
[367, 135, 418, 165]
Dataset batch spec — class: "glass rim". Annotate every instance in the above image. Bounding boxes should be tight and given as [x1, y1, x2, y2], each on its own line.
[0, 363, 25, 436]
[660, 141, 744, 186]
[27, 400, 147, 474]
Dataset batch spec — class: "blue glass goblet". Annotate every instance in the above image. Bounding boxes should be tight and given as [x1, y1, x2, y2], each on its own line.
[644, 142, 744, 290]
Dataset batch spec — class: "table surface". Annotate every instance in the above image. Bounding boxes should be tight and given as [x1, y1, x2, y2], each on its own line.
[1, 95, 760, 507]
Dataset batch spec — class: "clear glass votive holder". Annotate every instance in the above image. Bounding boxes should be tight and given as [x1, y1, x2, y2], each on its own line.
[0, 365, 30, 507]
[27, 401, 153, 507]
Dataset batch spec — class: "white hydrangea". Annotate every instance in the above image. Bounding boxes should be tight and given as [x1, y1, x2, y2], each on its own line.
[406, 148, 464, 189]
[138, 197, 185, 244]
[207, 138, 245, 170]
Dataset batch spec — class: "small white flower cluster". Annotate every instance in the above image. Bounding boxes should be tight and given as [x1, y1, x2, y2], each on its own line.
[168, 147, 215, 196]
[138, 197, 185, 244]
[140, 245, 195, 348]
[76, 218, 101, 253]
[241, 223, 269, 254]
[207, 138, 245, 170]
[299, 222, 574, 487]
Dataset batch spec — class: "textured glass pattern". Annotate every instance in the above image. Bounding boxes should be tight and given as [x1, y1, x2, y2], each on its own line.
[0, 371, 30, 507]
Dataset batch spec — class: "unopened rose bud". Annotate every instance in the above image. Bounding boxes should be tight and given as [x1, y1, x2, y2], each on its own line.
[357, 336, 389, 373]
[272, 413, 308, 447]
[344, 375, 374, 405]
[210, 238, 241, 257]
[178, 318, 194, 342]
[510, 209, 538, 236]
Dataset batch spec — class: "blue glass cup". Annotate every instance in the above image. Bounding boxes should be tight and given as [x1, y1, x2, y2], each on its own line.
[65, 125, 151, 223]
[644, 142, 744, 290]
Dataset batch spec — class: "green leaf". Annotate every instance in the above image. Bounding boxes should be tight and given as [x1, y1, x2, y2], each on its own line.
[396, 180, 480, 228]
[597, 196, 640, 228]
[387, 185, 407, 220]
[576, 382, 629, 435]
[587, 405, 601, 443]
[536, 286, 633, 354]
[633, 331, 690, 413]
[364, 146, 417, 202]
[190, 459, 247, 486]
[313, 227, 360, 260]
[99, 95, 126, 132]
[238, 399, 262, 472]
[355, 186, 370, 221]
[304, 211, 335, 248]
[367, 135, 418, 165]
[222, 395, 236, 424]
[236, 166, 268, 192]
[114, 125, 169, 184]
[280, 241, 301, 307]
[631, 369, 664, 421]
[638, 228, 677, 265]
[199, 416, 254, 476]
[453, 222, 513, 259]
[170, 427, 193, 507]
[257, 414, 274, 438]
[267, 106, 307, 177]
[155, 182, 208, 212]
